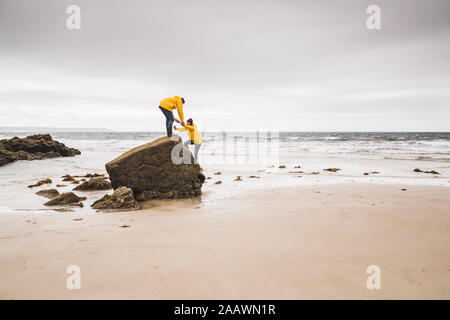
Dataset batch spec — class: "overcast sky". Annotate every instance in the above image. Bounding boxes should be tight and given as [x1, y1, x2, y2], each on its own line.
[0, 0, 449, 131]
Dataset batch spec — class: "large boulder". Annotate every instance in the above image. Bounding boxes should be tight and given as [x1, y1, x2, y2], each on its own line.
[0, 134, 80, 167]
[91, 187, 139, 210]
[105, 136, 205, 201]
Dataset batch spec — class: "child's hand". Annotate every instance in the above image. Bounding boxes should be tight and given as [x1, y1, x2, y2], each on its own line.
[173, 125, 177, 129]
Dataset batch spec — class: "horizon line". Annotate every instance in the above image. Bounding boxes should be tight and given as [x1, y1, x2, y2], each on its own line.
[0, 128, 449, 134]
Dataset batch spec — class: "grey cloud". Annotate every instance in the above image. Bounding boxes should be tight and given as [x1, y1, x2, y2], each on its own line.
[0, 0, 449, 131]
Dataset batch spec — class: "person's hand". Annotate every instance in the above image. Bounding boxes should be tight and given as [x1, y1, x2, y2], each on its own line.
[181, 122, 185, 126]
[173, 125, 177, 129]
[174, 119, 181, 124]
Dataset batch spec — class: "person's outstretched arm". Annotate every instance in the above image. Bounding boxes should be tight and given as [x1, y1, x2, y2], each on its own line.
[174, 125, 186, 131]
[176, 98, 184, 124]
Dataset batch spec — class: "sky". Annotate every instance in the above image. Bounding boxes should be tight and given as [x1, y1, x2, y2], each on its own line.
[0, 0, 449, 131]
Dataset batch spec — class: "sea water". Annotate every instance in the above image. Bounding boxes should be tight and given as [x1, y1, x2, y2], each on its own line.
[0, 131, 449, 214]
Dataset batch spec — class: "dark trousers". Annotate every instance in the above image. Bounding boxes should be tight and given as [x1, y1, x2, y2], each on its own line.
[159, 106, 174, 136]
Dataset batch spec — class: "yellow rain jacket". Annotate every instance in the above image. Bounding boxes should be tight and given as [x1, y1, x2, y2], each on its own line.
[160, 96, 184, 123]
[175, 124, 202, 144]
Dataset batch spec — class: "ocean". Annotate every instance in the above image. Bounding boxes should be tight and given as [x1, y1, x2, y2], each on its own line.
[1, 131, 449, 214]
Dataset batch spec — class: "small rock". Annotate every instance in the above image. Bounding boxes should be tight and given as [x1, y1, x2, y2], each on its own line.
[289, 171, 303, 174]
[91, 186, 139, 210]
[279, 165, 286, 168]
[82, 173, 105, 178]
[294, 165, 301, 168]
[71, 180, 80, 184]
[73, 177, 112, 191]
[248, 175, 260, 178]
[323, 168, 341, 172]
[215, 181, 222, 185]
[363, 172, 369, 176]
[207, 177, 212, 179]
[414, 168, 440, 175]
[118, 225, 131, 228]
[44, 192, 86, 206]
[35, 189, 60, 199]
[214, 172, 222, 175]
[371, 171, 380, 174]
[401, 188, 407, 191]
[62, 175, 77, 182]
[234, 176, 243, 181]
[56, 184, 66, 187]
[27, 178, 52, 188]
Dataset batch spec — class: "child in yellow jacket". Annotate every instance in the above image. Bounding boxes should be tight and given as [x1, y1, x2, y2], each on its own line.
[174, 118, 202, 163]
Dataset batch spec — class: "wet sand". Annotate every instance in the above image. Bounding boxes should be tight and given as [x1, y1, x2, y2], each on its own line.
[0, 183, 449, 299]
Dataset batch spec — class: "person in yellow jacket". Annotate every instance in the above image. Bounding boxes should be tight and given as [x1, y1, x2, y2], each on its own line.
[159, 96, 185, 137]
[174, 118, 202, 163]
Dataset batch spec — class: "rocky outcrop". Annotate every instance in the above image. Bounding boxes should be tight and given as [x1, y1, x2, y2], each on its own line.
[105, 136, 205, 201]
[73, 177, 112, 191]
[91, 187, 139, 210]
[44, 192, 86, 206]
[36, 189, 60, 199]
[0, 134, 80, 167]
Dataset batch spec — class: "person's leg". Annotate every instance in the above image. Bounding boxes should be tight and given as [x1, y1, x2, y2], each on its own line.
[167, 113, 174, 136]
[194, 143, 201, 163]
[159, 106, 174, 137]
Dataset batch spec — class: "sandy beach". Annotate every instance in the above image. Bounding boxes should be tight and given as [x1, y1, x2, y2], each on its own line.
[1, 0, 450, 306]
[1, 183, 449, 299]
